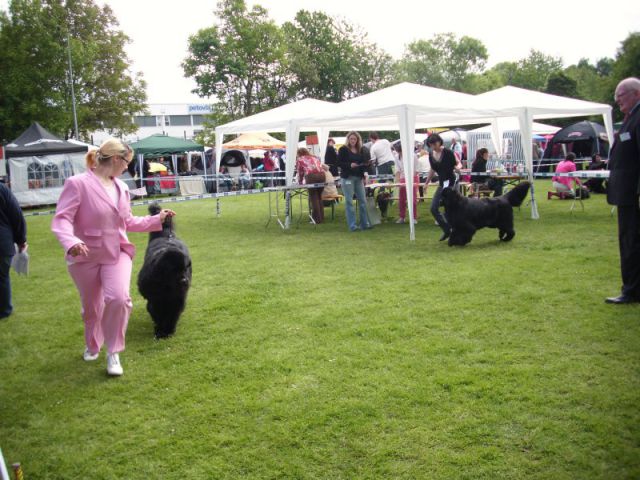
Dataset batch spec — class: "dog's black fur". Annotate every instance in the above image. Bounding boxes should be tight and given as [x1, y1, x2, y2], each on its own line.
[376, 191, 392, 217]
[442, 181, 531, 246]
[137, 203, 192, 338]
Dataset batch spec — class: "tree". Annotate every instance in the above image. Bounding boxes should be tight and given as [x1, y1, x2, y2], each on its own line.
[182, 0, 290, 125]
[0, 0, 147, 142]
[545, 71, 578, 98]
[563, 57, 612, 105]
[396, 33, 488, 91]
[482, 50, 563, 92]
[283, 10, 394, 101]
[612, 32, 640, 82]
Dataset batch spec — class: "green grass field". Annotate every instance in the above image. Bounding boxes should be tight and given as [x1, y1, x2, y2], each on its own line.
[1, 182, 639, 479]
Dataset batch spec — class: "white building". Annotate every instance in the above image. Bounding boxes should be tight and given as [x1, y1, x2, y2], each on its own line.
[91, 103, 212, 145]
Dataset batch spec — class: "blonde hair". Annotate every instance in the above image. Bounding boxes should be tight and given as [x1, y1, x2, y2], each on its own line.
[345, 131, 363, 151]
[86, 138, 133, 169]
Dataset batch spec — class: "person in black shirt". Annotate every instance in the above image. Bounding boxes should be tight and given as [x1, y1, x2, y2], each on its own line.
[471, 148, 504, 197]
[324, 138, 339, 177]
[0, 182, 27, 318]
[584, 153, 607, 194]
[424, 133, 458, 241]
[337, 131, 372, 231]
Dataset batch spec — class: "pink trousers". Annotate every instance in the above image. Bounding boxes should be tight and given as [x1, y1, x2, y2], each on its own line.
[398, 174, 419, 220]
[68, 251, 133, 355]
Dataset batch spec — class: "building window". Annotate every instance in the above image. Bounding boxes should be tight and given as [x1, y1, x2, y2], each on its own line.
[192, 115, 205, 125]
[134, 116, 156, 127]
[169, 115, 191, 126]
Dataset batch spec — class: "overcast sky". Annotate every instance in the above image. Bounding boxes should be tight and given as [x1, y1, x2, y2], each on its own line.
[3, 0, 639, 103]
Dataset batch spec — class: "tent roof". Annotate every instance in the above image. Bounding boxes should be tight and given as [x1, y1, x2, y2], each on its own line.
[221, 131, 286, 150]
[548, 120, 609, 143]
[217, 83, 613, 137]
[217, 98, 337, 135]
[5, 122, 88, 158]
[129, 134, 204, 156]
[294, 82, 504, 130]
[475, 86, 612, 120]
[470, 118, 561, 135]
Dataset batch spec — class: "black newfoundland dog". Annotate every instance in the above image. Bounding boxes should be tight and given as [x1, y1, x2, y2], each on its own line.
[137, 203, 192, 338]
[442, 181, 531, 246]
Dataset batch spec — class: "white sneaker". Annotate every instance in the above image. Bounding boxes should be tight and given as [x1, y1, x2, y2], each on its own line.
[412, 219, 418, 225]
[83, 348, 99, 361]
[395, 218, 405, 224]
[106, 353, 123, 376]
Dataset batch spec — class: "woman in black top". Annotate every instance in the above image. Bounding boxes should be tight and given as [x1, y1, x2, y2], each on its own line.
[471, 148, 503, 197]
[337, 131, 372, 231]
[424, 133, 458, 241]
[324, 138, 339, 177]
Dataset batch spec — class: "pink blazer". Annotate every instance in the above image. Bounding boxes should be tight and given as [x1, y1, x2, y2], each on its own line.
[52, 170, 162, 264]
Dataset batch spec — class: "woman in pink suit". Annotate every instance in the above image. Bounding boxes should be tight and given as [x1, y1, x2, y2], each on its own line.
[52, 139, 175, 376]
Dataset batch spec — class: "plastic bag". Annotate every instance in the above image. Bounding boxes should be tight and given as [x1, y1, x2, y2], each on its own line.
[11, 245, 29, 275]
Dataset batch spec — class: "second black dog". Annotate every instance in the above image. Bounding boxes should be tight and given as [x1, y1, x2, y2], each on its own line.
[376, 191, 392, 218]
[137, 203, 192, 338]
[442, 181, 531, 246]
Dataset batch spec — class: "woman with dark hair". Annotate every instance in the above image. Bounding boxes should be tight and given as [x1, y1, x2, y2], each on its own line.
[337, 131, 372, 231]
[324, 138, 339, 176]
[423, 133, 458, 241]
[584, 153, 607, 194]
[471, 148, 504, 197]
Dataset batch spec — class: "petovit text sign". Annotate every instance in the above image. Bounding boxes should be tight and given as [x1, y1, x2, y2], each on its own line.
[188, 105, 212, 114]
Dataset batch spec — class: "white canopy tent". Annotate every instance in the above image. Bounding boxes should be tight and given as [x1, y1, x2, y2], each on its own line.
[215, 98, 337, 176]
[469, 118, 560, 135]
[467, 119, 561, 165]
[215, 83, 614, 238]
[474, 86, 614, 218]
[289, 83, 514, 240]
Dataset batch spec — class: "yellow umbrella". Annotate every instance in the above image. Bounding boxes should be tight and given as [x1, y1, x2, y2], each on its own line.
[148, 162, 168, 173]
[222, 132, 286, 150]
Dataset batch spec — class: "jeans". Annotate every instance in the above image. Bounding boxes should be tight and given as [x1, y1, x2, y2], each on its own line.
[0, 255, 13, 318]
[430, 185, 450, 234]
[341, 176, 370, 231]
[377, 161, 394, 179]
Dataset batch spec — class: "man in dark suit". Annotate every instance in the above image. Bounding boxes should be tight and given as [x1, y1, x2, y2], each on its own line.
[606, 77, 640, 304]
[0, 182, 27, 318]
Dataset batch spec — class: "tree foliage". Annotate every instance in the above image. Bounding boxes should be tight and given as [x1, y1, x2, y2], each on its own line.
[564, 57, 613, 106]
[182, 0, 290, 125]
[283, 10, 393, 102]
[545, 71, 578, 97]
[0, 0, 146, 142]
[396, 33, 488, 91]
[479, 50, 563, 92]
[612, 32, 640, 82]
